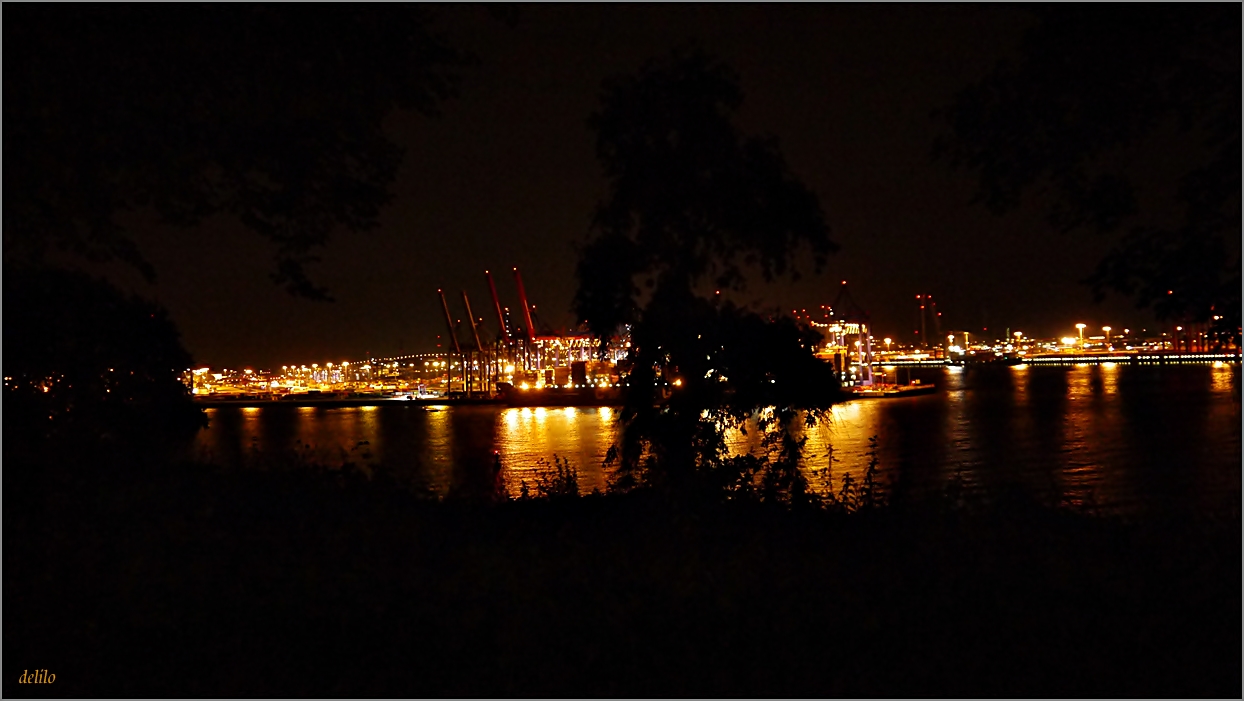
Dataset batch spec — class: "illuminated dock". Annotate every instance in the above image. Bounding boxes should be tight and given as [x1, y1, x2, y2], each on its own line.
[1019, 352, 1240, 366]
[870, 352, 1241, 368]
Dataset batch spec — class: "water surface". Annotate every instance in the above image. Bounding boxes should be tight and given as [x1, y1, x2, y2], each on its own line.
[195, 365, 1241, 514]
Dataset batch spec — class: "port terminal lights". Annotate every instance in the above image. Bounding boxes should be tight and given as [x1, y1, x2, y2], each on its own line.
[813, 322, 875, 387]
[817, 280, 875, 387]
[946, 334, 969, 364]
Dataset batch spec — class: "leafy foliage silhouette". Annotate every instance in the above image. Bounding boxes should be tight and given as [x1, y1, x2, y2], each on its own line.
[5, 6, 474, 298]
[575, 49, 842, 498]
[939, 6, 1240, 336]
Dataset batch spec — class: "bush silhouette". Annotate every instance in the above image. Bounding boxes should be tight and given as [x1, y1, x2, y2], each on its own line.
[4, 264, 205, 461]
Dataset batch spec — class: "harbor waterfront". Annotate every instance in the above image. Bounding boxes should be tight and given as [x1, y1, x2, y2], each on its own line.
[188, 350, 1241, 404]
[183, 291, 1241, 402]
[194, 363, 1241, 515]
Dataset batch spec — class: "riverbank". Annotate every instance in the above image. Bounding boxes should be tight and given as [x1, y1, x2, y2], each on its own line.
[6, 457, 1238, 697]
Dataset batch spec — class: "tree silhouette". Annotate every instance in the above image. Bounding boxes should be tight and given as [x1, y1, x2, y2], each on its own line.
[576, 50, 841, 497]
[4, 5, 475, 299]
[4, 264, 206, 461]
[939, 6, 1240, 337]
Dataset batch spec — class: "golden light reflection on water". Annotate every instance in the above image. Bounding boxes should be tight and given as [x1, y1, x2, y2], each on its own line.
[1057, 366, 1117, 507]
[420, 406, 454, 490]
[711, 400, 907, 496]
[283, 407, 383, 465]
[1067, 364, 1094, 398]
[1210, 362, 1236, 393]
[803, 401, 895, 493]
[496, 407, 613, 495]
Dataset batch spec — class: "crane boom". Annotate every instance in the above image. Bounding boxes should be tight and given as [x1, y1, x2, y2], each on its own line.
[437, 289, 461, 355]
[485, 270, 511, 344]
[461, 290, 483, 351]
[512, 267, 537, 340]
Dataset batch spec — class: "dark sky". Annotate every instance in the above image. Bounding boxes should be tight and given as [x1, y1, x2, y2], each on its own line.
[106, 5, 1151, 370]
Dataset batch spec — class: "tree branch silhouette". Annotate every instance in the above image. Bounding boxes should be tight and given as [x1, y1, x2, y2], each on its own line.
[938, 6, 1240, 336]
[5, 5, 477, 299]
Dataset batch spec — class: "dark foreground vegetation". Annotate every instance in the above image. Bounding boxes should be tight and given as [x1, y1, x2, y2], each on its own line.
[6, 451, 1239, 697]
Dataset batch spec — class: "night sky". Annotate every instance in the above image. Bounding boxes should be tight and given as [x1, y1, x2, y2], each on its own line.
[102, 5, 1154, 370]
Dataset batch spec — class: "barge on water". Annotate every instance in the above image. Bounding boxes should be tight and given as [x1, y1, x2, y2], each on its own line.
[845, 381, 936, 399]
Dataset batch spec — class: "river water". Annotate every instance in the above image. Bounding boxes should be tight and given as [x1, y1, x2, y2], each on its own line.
[194, 364, 1241, 514]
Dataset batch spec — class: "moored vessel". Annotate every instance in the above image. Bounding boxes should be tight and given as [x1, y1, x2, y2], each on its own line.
[845, 381, 936, 399]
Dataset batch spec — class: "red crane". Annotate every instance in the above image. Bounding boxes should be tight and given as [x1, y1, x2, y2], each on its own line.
[512, 267, 537, 340]
[485, 270, 511, 344]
